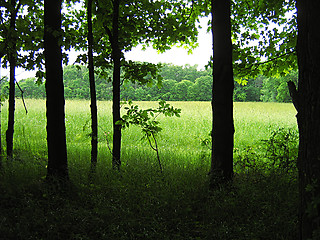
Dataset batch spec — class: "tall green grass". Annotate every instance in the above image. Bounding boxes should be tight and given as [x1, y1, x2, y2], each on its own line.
[0, 99, 298, 239]
[1, 99, 297, 171]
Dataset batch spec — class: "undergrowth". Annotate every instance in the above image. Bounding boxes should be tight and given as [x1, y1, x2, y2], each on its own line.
[0, 101, 298, 239]
[0, 136, 298, 240]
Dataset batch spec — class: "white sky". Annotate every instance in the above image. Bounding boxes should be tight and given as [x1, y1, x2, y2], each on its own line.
[125, 17, 212, 69]
[0, 18, 212, 81]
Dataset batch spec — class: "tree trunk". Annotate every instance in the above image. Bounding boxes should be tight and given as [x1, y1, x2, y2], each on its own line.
[210, 0, 234, 187]
[6, 59, 15, 160]
[111, 0, 121, 170]
[288, 1, 320, 239]
[6, 0, 19, 160]
[87, 0, 98, 176]
[44, 0, 69, 182]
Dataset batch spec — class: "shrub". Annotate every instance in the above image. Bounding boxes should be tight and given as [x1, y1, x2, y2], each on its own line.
[262, 127, 298, 173]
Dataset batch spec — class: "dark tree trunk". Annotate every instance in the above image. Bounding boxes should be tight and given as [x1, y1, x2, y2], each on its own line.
[87, 0, 98, 175]
[210, 0, 234, 187]
[44, 0, 69, 181]
[6, 0, 19, 160]
[288, 1, 320, 239]
[111, 0, 121, 170]
[6, 59, 15, 159]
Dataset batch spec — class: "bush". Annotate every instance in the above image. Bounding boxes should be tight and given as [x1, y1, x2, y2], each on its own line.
[262, 127, 298, 173]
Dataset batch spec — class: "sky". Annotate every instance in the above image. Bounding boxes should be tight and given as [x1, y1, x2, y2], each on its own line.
[125, 17, 212, 69]
[0, 18, 212, 81]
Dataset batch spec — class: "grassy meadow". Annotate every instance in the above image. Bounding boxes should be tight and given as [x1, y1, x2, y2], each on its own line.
[0, 99, 298, 239]
[4, 99, 297, 170]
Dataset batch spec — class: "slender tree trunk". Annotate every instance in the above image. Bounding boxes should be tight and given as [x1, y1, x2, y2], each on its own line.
[87, 0, 98, 175]
[6, 0, 19, 160]
[6, 61, 15, 160]
[44, 0, 69, 182]
[210, 0, 234, 187]
[288, 1, 320, 239]
[111, 0, 121, 170]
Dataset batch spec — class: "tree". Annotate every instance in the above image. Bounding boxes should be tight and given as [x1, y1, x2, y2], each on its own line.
[1, 0, 44, 161]
[173, 80, 193, 101]
[288, 0, 320, 238]
[87, 0, 98, 176]
[17, 78, 45, 98]
[231, 0, 297, 79]
[95, 0, 199, 170]
[188, 76, 212, 101]
[5, 0, 21, 159]
[103, 0, 122, 170]
[44, 0, 69, 182]
[210, 0, 234, 186]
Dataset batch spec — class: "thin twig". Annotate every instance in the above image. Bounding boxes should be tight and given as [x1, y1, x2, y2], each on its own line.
[241, 50, 296, 73]
[146, 134, 157, 151]
[184, 0, 194, 23]
[15, 81, 28, 114]
[100, 127, 113, 155]
[147, 133, 162, 173]
[256, 50, 296, 66]
[151, 132, 162, 173]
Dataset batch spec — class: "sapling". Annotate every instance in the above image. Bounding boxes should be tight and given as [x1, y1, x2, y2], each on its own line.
[117, 100, 181, 173]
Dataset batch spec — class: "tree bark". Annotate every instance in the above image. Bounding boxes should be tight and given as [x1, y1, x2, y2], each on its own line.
[111, 0, 122, 170]
[87, 0, 98, 176]
[44, 0, 69, 182]
[6, 57, 15, 160]
[6, 0, 19, 160]
[210, 0, 234, 187]
[289, 0, 320, 238]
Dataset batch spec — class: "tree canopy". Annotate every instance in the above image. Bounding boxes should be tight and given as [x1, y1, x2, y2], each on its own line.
[6, 64, 297, 103]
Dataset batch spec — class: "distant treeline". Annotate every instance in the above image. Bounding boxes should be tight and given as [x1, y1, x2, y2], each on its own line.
[3, 64, 297, 102]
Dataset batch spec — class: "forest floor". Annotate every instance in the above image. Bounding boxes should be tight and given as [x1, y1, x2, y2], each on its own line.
[0, 163, 298, 240]
[0, 100, 298, 239]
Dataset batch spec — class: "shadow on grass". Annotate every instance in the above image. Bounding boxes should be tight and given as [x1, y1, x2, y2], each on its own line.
[0, 153, 298, 240]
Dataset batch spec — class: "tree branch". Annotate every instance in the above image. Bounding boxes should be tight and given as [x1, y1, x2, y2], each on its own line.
[184, 0, 195, 23]
[104, 24, 113, 47]
[15, 80, 28, 114]
[146, 134, 157, 151]
[240, 49, 296, 73]
[287, 80, 299, 112]
[257, 50, 296, 66]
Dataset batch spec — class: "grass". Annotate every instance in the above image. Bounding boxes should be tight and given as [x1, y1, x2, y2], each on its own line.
[6, 100, 297, 166]
[0, 99, 298, 239]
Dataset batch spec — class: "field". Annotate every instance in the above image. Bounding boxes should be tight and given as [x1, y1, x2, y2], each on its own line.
[3, 99, 297, 170]
[0, 100, 298, 239]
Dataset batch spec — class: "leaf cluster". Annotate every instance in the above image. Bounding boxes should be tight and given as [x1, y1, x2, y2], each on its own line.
[0, 0, 44, 72]
[122, 60, 163, 87]
[231, 0, 297, 78]
[117, 100, 181, 139]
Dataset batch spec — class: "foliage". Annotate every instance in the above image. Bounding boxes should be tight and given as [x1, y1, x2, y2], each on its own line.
[262, 127, 298, 173]
[0, 100, 298, 238]
[16, 77, 45, 99]
[234, 76, 263, 102]
[0, 157, 298, 239]
[12, 64, 298, 103]
[260, 70, 298, 102]
[231, 0, 297, 78]
[0, 76, 9, 102]
[0, 0, 45, 81]
[117, 100, 181, 172]
[234, 127, 298, 175]
[234, 146, 263, 173]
